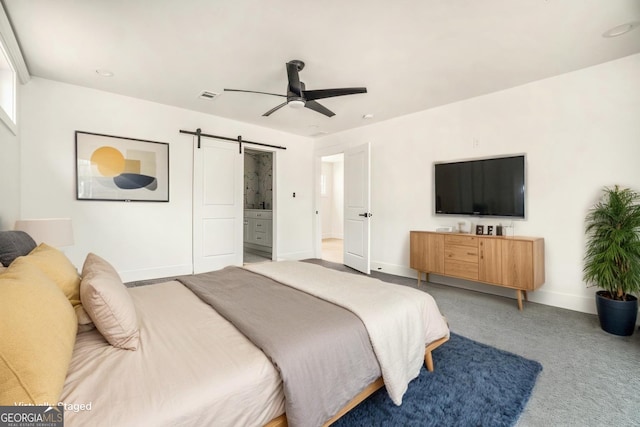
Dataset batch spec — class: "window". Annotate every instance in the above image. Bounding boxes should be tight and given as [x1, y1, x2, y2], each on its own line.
[0, 39, 16, 133]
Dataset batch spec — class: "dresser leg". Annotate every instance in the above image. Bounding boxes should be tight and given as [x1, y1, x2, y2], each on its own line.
[417, 271, 422, 286]
[516, 290, 524, 311]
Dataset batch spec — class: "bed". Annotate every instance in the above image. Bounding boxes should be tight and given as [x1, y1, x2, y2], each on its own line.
[0, 230, 450, 427]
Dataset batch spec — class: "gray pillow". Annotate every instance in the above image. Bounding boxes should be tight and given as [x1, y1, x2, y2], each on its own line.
[0, 230, 37, 267]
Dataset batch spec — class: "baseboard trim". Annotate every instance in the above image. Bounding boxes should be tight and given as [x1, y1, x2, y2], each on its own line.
[370, 260, 599, 315]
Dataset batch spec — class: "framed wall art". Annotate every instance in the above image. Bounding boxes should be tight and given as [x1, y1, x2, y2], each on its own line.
[75, 131, 169, 202]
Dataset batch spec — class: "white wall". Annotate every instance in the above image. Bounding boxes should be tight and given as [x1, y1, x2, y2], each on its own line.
[320, 162, 334, 238]
[315, 53, 640, 314]
[331, 160, 344, 238]
[19, 77, 315, 281]
[320, 159, 344, 239]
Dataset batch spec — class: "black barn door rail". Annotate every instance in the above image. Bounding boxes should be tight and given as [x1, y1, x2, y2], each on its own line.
[179, 128, 287, 153]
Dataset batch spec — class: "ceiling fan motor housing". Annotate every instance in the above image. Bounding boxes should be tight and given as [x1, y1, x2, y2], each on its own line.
[288, 60, 305, 72]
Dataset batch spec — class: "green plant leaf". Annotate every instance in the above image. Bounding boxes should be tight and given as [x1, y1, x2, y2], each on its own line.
[583, 185, 640, 300]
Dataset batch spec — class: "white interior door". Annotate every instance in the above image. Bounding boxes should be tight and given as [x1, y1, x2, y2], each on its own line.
[193, 139, 243, 273]
[344, 142, 371, 274]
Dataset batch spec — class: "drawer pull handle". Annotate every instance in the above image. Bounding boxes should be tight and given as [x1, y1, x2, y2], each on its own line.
[467, 252, 475, 256]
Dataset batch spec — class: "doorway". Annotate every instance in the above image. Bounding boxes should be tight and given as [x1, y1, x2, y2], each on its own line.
[320, 153, 344, 263]
[243, 148, 274, 264]
[316, 142, 371, 273]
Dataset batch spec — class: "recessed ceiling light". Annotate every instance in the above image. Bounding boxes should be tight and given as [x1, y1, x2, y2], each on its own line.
[602, 21, 640, 38]
[362, 114, 374, 120]
[95, 69, 114, 77]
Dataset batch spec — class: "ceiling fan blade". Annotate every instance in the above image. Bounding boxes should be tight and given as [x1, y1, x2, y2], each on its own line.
[304, 100, 335, 117]
[262, 102, 288, 117]
[224, 88, 286, 98]
[303, 87, 367, 101]
[286, 61, 302, 96]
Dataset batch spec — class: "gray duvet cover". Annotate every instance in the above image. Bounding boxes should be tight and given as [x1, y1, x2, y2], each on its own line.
[177, 266, 380, 427]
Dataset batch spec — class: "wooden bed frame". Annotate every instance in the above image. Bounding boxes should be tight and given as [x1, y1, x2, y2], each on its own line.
[264, 335, 450, 427]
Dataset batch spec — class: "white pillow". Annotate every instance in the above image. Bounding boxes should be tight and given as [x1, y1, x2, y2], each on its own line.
[80, 253, 139, 350]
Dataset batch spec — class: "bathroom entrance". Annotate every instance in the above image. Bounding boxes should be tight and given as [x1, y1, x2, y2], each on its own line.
[243, 148, 274, 263]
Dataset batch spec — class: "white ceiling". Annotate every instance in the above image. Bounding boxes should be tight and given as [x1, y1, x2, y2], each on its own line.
[3, 0, 640, 137]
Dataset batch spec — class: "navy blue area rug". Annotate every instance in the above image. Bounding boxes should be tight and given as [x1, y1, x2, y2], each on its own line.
[333, 333, 542, 427]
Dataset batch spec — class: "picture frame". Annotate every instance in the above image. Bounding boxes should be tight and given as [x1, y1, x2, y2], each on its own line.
[487, 225, 494, 236]
[475, 225, 484, 235]
[75, 131, 169, 202]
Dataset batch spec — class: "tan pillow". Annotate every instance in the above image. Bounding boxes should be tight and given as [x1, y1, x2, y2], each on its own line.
[21, 243, 81, 307]
[0, 258, 77, 405]
[81, 253, 139, 350]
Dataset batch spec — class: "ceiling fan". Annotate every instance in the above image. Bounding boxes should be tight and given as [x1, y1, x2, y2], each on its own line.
[224, 60, 367, 117]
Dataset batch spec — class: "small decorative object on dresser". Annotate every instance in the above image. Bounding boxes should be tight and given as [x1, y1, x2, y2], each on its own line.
[475, 225, 484, 235]
[487, 225, 494, 236]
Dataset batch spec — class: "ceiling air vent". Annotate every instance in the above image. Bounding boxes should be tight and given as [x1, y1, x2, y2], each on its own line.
[198, 90, 219, 100]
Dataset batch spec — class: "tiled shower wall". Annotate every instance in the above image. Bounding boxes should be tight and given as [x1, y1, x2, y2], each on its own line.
[244, 150, 273, 209]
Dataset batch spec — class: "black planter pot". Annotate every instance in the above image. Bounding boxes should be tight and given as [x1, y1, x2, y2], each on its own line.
[595, 291, 638, 336]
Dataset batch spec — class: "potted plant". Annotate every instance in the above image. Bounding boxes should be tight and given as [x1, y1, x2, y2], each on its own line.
[584, 185, 640, 336]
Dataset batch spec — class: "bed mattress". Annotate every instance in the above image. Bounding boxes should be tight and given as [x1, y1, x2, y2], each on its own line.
[60, 281, 285, 427]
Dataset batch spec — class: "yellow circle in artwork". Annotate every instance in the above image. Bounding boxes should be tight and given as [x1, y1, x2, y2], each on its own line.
[91, 146, 125, 177]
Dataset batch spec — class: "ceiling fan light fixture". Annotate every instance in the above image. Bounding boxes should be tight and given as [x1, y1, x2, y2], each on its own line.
[288, 99, 305, 109]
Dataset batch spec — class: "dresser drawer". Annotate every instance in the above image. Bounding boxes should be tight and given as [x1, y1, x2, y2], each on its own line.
[244, 210, 273, 219]
[445, 244, 478, 263]
[253, 231, 268, 243]
[253, 219, 270, 230]
[445, 260, 479, 280]
[444, 235, 478, 247]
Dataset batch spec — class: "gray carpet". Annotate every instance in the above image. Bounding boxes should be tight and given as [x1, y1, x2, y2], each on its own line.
[303, 259, 640, 427]
[127, 260, 640, 426]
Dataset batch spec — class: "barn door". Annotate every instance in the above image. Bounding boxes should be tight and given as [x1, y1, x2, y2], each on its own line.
[193, 139, 243, 273]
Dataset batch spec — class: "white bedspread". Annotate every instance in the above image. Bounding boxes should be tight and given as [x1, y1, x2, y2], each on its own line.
[60, 281, 284, 427]
[245, 261, 450, 405]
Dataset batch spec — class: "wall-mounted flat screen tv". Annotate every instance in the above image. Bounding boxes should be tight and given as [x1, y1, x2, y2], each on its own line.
[434, 155, 525, 218]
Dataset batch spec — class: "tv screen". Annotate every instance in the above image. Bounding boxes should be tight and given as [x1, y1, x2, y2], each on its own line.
[434, 155, 525, 218]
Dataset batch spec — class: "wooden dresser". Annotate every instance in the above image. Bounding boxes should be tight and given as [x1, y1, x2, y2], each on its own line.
[410, 231, 545, 310]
